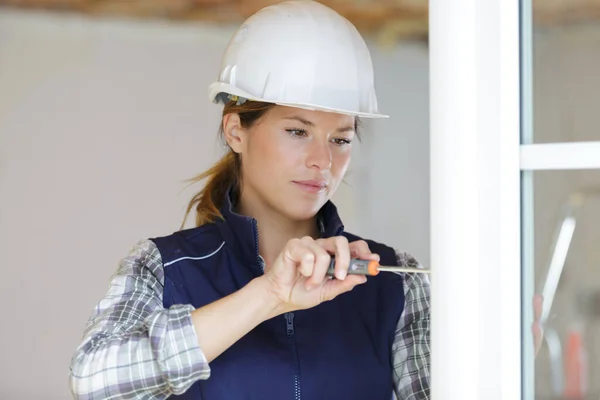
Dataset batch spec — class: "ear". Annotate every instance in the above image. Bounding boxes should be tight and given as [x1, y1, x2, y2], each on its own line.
[223, 113, 247, 154]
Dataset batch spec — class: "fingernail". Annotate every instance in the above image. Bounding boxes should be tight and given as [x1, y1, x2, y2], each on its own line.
[337, 271, 347, 280]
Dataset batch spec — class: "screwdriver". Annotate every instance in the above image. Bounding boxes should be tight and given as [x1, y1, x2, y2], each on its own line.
[326, 258, 431, 277]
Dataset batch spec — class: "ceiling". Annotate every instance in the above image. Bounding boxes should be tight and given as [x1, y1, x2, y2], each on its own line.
[2, 0, 600, 44]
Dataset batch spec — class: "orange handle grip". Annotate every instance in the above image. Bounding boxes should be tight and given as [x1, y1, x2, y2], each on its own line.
[326, 258, 380, 277]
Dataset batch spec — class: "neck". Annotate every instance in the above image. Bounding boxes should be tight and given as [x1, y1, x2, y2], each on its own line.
[236, 189, 320, 268]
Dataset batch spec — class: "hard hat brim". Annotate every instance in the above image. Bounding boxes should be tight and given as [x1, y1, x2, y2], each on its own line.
[208, 82, 389, 119]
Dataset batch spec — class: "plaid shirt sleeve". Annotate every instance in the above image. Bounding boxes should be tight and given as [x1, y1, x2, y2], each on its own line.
[392, 251, 431, 400]
[69, 239, 210, 400]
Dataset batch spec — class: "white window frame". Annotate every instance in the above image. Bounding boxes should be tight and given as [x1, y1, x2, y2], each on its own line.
[429, 1, 600, 399]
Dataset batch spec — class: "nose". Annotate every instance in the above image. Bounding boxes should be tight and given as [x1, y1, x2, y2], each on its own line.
[306, 138, 332, 171]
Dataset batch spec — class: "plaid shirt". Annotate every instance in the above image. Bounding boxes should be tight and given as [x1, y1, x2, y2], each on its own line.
[69, 239, 430, 399]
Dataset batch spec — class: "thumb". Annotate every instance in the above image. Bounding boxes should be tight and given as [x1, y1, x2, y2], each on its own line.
[320, 275, 366, 302]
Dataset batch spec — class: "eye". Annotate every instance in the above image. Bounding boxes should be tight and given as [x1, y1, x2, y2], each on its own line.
[286, 129, 308, 138]
[332, 138, 353, 146]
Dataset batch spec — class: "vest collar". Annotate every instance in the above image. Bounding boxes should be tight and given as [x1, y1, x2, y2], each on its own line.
[215, 186, 345, 274]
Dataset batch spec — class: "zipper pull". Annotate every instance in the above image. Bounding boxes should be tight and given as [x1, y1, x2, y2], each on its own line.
[285, 312, 295, 335]
[258, 255, 266, 273]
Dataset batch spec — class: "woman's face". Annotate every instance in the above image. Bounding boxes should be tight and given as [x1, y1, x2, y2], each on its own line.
[224, 105, 356, 222]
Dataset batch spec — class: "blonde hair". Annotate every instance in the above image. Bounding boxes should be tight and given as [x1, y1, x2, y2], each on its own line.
[181, 100, 276, 228]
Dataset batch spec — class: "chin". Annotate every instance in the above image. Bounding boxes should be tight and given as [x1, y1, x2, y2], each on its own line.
[283, 199, 325, 222]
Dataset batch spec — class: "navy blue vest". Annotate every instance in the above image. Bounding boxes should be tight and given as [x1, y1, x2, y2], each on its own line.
[152, 193, 405, 400]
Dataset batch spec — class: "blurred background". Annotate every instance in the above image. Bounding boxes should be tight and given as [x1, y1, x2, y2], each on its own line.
[0, 0, 599, 399]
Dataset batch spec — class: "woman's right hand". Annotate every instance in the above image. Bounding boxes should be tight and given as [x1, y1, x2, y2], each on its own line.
[263, 236, 375, 314]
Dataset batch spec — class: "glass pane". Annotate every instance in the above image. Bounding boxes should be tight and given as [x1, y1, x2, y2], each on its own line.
[527, 169, 600, 399]
[530, 2, 600, 143]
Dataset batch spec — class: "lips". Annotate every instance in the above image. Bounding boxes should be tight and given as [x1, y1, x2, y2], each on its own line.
[295, 180, 327, 188]
[292, 180, 328, 193]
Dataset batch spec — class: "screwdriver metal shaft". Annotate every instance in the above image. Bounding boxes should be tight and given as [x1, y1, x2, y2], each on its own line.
[376, 266, 431, 274]
[326, 258, 430, 277]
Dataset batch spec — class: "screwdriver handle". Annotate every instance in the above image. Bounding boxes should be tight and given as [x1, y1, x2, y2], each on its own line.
[326, 258, 380, 277]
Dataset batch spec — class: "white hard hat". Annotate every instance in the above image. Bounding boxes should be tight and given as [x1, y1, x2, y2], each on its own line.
[208, 0, 387, 118]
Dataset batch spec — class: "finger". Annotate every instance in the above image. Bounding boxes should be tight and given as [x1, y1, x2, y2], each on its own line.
[317, 236, 350, 280]
[299, 252, 315, 278]
[333, 236, 350, 280]
[349, 240, 380, 262]
[284, 238, 315, 277]
[321, 275, 367, 302]
[303, 239, 332, 289]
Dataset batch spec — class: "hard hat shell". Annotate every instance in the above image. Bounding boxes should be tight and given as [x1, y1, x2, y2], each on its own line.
[208, 0, 388, 118]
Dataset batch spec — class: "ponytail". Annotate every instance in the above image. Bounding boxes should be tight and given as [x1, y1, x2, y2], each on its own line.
[181, 100, 276, 229]
[181, 151, 240, 228]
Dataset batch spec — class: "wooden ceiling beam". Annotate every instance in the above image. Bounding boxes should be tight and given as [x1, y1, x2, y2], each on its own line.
[1, 0, 599, 43]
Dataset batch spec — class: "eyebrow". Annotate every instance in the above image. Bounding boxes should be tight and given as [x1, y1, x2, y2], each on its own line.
[283, 116, 355, 133]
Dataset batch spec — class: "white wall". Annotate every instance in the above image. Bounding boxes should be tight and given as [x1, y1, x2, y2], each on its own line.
[360, 44, 430, 265]
[0, 11, 234, 399]
[0, 9, 430, 399]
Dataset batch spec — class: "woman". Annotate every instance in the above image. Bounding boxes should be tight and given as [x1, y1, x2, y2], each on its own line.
[68, 1, 431, 399]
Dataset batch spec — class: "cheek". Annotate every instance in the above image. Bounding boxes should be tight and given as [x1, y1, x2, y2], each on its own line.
[332, 150, 352, 177]
[246, 133, 298, 176]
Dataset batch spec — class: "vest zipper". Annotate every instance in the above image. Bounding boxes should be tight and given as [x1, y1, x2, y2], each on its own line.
[285, 312, 301, 400]
[252, 219, 263, 271]
[255, 218, 300, 399]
